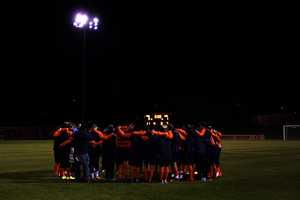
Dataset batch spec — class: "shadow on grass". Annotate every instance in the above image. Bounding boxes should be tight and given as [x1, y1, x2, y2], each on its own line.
[0, 170, 162, 184]
[0, 170, 64, 183]
[0, 170, 192, 184]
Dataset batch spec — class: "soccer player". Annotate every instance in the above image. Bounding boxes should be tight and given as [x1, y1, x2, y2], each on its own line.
[102, 124, 117, 181]
[52, 122, 68, 177]
[58, 122, 74, 180]
[142, 126, 157, 182]
[127, 126, 146, 182]
[140, 129, 150, 182]
[199, 121, 215, 180]
[147, 125, 173, 183]
[169, 124, 180, 182]
[214, 128, 223, 177]
[89, 124, 113, 181]
[72, 123, 96, 183]
[115, 122, 132, 181]
[175, 126, 187, 180]
[209, 127, 222, 178]
[177, 124, 195, 181]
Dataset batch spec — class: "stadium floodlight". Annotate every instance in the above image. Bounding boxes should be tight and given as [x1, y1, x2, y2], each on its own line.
[73, 12, 99, 123]
[74, 13, 88, 28]
[88, 18, 99, 30]
[73, 13, 99, 30]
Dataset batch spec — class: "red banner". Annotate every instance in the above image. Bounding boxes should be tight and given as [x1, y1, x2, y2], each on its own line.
[0, 127, 56, 140]
[257, 114, 300, 125]
[220, 135, 265, 140]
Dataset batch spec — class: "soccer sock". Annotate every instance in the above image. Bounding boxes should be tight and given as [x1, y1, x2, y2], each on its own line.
[179, 171, 184, 179]
[57, 163, 60, 175]
[159, 167, 164, 181]
[210, 165, 214, 178]
[188, 164, 193, 181]
[95, 168, 99, 177]
[136, 167, 140, 181]
[164, 167, 169, 181]
[174, 166, 179, 179]
[191, 165, 194, 181]
[207, 172, 211, 179]
[60, 168, 65, 177]
[90, 167, 94, 179]
[213, 165, 217, 178]
[122, 161, 127, 180]
[149, 166, 154, 182]
[66, 167, 71, 178]
[119, 164, 122, 180]
[217, 166, 222, 177]
[183, 166, 186, 174]
[130, 166, 134, 180]
[53, 163, 57, 175]
[192, 164, 195, 180]
[144, 166, 148, 181]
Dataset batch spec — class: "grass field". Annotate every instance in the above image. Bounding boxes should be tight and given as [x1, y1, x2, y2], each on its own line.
[1, 140, 300, 200]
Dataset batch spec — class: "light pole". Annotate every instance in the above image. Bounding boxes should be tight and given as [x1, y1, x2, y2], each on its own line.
[73, 13, 99, 123]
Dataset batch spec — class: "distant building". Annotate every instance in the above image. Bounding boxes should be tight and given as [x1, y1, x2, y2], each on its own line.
[144, 113, 172, 126]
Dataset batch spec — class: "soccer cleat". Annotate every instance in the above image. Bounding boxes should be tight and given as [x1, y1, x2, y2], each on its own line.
[136, 180, 140, 183]
[164, 180, 168, 183]
[62, 176, 67, 180]
[95, 176, 100, 180]
[201, 178, 206, 181]
[110, 179, 116, 181]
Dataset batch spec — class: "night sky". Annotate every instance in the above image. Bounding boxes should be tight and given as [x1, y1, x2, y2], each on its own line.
[1, 1, 298, 128]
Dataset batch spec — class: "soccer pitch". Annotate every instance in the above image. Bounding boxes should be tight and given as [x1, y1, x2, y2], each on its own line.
[0, 140, 300, 200]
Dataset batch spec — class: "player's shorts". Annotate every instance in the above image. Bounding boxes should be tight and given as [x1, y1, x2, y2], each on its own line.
[171, 152, 179, 162]
[144, 151, 156, 166]
[129, 155, 143, 167]
[60, 151, 71, 169]
[54, 150, 60, 163]
[89, 154, 100, 168]
[117, 147, 129, 163]
[186, 152, 195, 165]
[156, 159, 170, 166]
[178, 150, 187, 165]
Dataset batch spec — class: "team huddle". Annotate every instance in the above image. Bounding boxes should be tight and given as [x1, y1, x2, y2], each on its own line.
[53, 121, 222, 183]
